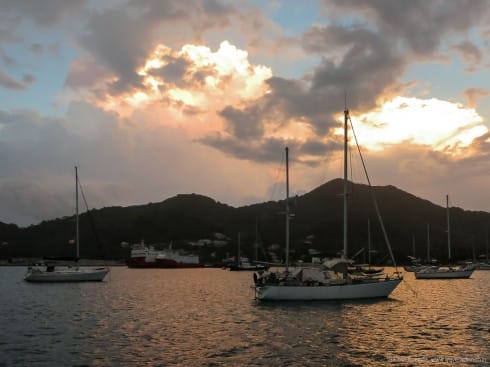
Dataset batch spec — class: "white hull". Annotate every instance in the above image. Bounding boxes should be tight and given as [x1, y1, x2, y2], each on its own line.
[25, 267, 109, 282]
[414, 268, 473, 279]
[256, 278, 401, 301]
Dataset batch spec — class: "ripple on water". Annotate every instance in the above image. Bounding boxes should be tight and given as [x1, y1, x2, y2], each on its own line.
[0, 267, 489, 366]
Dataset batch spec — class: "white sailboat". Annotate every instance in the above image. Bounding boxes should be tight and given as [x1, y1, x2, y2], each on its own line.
[24, 167, 110, 282]
[414, 195, 474, 279]
[254, 107, 402, 301]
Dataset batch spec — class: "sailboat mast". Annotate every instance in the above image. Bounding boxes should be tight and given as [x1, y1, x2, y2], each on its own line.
[486, 226, 489, 262]
[446, 195, 451, 263]
[285, 147, 290, 271]
[427, 223, 431, 263]
[367, 218, 371, 265]
[343, 107, 349, 259]
[237, 232, 241, 265]
[75, 166, 79, 259]
[254, 217, 258, 261]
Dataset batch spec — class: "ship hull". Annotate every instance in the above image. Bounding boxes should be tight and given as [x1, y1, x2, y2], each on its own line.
[255, 278, 401, 301]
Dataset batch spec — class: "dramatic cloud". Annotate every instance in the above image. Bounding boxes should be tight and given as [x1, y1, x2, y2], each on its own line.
[89, 41, 272, 129]
[324, 0, 490, 56]
[351, 97, 488, 156]
[199, 0, 490, 167]
[73, 0, 257, 97]
[1, 0, 490, 226]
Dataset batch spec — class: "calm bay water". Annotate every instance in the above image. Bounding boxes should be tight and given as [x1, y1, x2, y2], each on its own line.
[0, 266, 488, 366]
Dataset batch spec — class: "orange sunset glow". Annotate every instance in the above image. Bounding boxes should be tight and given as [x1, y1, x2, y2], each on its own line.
[345, 97, 487, 157]
[1, 0, 489, 226]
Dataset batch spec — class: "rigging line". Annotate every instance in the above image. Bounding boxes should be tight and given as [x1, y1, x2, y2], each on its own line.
[269, 153, 285, 202]
[348, 115, 400, 274]
[403, 278, 418, 297]
[77, 177, 105, 258]
[348, 143, 353, 195]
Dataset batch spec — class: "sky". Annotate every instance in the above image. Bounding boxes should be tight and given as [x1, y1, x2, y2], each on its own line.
[1, 0, 490, 227]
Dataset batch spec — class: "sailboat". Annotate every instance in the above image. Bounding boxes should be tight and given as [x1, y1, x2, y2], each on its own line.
[24, 167, 110, 282]
[228, 232, 268, 271]
[404, 224, 438, 272]
[254, 107, 402, 301]
[348, 218, 384, 277]
[414, 195, 474, 279]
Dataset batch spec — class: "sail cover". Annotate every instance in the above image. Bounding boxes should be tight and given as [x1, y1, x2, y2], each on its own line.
[323, 258, 353, 273]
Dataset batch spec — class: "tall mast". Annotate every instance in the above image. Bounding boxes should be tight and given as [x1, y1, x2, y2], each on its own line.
[237, 232, 241, 265]
[343, 107, 349, 259]
[486, 226, 489, 262]
[446, 195, 451, 263]
[367, 218, 371, 265]
[285, 147, 290, 271]
[427, 223, 431, 263]
[75, 166, 79, 259]
[254, 217, 258, 261]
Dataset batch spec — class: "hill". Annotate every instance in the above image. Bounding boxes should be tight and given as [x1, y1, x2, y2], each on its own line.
[1, 180, 489, 264]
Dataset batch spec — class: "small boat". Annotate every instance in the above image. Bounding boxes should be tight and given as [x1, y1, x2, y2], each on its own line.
[25, 167, 109, 282]
[414, 266, 474, 279]
[228, 233, 269, 271]
[414, 195, 474, 279]
[348, 220, 384, 276]
[228, 258, 269, 271]
[476, 262, 490, 270]
[404, 226, 439, 272]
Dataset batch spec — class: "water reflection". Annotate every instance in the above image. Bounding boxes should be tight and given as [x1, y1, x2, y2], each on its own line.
[0, 267, 488, 366]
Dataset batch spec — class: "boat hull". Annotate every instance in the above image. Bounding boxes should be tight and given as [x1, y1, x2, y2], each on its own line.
[255, 278, 401, 301]
[24, 267, 109, 282]
[414, 269, 474, 279]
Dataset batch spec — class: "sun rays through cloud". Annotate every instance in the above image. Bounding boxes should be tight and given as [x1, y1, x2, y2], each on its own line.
[347, 97, 487, 158]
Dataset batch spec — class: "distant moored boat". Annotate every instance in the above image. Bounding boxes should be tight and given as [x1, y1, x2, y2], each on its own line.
[24, 167, 110, 283]
[414, 195, 474, 279]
